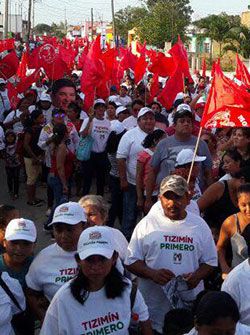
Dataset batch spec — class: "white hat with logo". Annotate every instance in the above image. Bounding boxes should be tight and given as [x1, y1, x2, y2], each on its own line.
[137, 107, 154, 119]
[115, 105, 128, 116]
[5, 218, 37, 242]
[77, 226, 115, 260]
[50, 202, 87, 226]
[175, 148, 206, 167]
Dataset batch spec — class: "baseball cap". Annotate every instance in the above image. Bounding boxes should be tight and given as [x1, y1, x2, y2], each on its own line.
[176, 104, 192, 113]
[77, 226, 115, 260]
[137, 107, 154, 119]
[5, 218, 37, 242]
[40, 92, 52, 102]
[175, 149, 206, 166]
[94, 99, 105, 108]
[0, 78, 7, 85]
[120, 84, 128, 90]
[116, 105, 128, 116]
[160, 175, 188, 197]
[50, 202, 87, 226]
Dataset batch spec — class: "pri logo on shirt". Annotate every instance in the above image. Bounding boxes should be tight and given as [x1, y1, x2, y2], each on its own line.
[89, 232, 102, 240]
[173, 253, 182, 264]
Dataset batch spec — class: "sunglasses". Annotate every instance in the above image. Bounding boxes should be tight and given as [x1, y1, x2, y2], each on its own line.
[54, 113, 65, 118]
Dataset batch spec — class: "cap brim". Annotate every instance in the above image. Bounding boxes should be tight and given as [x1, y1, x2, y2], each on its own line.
[78, 247, 114, 260]
[6, 234, 36, 243]
[194, 156, 206, 162]
[48, 218, 82, 226]
[161, 188, 187, 197]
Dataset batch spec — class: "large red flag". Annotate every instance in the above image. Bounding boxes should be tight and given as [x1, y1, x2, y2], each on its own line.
[17, 52, 28, 79]
[134, 55, 147, 84]
[157, 66, 184, 110]
[148, 52, 176, 77]
[235, 54, 250, 89]
[0, 51, 19, 79]
[201, 63, 250, 128]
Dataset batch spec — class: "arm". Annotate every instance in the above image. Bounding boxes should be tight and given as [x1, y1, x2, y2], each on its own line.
[117, 158, 128, 191]
[203, 167, 213, 187]
[197, 181, 224, 212]
[183, 263, 214, 289]
[25, 287, 50, 323]
[136, 161, 145, 210]
[217, 217, 233, 278]
[126, 260, 175, 285]
[56, 144, 67, 193]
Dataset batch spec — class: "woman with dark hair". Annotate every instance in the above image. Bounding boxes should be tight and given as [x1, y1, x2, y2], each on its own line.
[185, 291, 240, 334]
[40, 226, 153, 335]
[23, 109, 44, 206]
[106, 101, 118, 121]
[48, 123, 75, 205]
[219, 149, 242, 181]
[232, 128, 250, 166]
[217, 184, 250, 279]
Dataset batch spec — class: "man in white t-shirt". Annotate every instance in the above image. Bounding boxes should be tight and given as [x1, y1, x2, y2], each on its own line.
[222, 225, 250, 327]
[125, 175, 217, 334]
[118, 84, 132, 107]
[117, 107, 156, 240]
[25, 202, 88, 323]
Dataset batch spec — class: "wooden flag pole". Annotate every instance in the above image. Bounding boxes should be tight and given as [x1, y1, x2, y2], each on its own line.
[187, 126, 203, 184]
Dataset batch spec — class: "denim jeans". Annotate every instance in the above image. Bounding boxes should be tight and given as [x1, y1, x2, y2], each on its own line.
[122, 183, 137, 241]
[107, 175, 123, 227]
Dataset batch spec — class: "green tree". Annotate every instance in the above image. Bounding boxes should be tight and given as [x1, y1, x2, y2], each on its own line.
[115, 6, 148, 42]
[194, 13, 241, 56]
[138, 0, 193, 48]
[33, 23, 52, 35]
[223, 25, 250, 59]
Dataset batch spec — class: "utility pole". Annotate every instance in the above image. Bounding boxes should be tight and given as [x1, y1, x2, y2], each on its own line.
[27, 0, 32, 41]
[91, 8, 94, 41]
[111, 0, 116, 46]
[32, 0, 35, 30]
[3, 0, 9, 38]
[64, 7, 67, 35]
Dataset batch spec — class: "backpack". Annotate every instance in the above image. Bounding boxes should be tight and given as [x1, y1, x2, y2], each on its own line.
[76, 135, 94, 161]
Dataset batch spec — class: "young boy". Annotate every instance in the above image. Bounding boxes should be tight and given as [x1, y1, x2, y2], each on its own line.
[0, 218, 36, 288]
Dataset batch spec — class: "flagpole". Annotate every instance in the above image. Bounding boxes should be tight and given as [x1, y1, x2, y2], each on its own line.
[187, 126, 203, 184]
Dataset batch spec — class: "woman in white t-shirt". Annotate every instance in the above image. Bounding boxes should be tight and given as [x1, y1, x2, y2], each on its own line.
[79, 99, 111, 196]
[40, 226, 152, 335]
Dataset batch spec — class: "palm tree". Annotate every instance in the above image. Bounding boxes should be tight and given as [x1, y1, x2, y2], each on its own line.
[223, 25, 250, 59]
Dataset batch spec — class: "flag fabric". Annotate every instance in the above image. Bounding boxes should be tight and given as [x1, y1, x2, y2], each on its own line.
[201, 62, 250, 128]
[235, 54, 250, 89]
[148, 72, 159, 104]
[0, 39, 15, 52]
[134, 55, 147, 84]
[16, 69, 40, 94]
[17, 52, 28, 79]
[0, 51, 19, 79]
[148, 52, 176, 77]
[6, 82, 20, 109]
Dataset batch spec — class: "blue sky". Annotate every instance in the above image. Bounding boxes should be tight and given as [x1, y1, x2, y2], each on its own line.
[5, 0, 250, 26]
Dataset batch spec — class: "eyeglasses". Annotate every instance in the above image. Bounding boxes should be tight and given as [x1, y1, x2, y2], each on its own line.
[54, 113, 65, 118]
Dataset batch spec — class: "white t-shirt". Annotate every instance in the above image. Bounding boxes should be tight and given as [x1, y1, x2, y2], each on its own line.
[222, 259, 250, 326]
[0, 125, 5, 150]
[3, 110, 23, 134]
[125, 207, 217, 333]
[185, 323, 250, 335]
[118, 95, 132, 107]
[40, 278, 149, 335]
[0, 272, 26, 335]
[117, 126, 147, 185]
[122, 115, 137, 130]
[42, 106, 54, 124]
[25, 243, 78, 302]
[80, 117, 111, 153]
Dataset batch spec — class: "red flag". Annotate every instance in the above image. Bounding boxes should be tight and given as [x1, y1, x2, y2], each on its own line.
[16, 69, 40, 94]
[211, 61, 216, 78]
[202, 58, 207, 77]
[235, 54, 250, 89]
[201, 63, 250, 128]
[0, 39, 15, 52]
[17, 52, 28, 79]
[157, 66, 184, 110]
[119, 48, 138, 71]
[134, 55, 147, 84]
[0, 51, 19, 79]
[148, 73, 159, 104]
[6, 82, 20, 109]
[148, 52, 176, 77]
[136, 41, 146, 56]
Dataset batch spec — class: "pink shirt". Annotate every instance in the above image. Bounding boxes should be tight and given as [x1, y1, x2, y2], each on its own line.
[137, 149, 157, 195]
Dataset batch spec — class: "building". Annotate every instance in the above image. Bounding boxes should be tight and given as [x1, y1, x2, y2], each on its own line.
[0, 14, 27, 39]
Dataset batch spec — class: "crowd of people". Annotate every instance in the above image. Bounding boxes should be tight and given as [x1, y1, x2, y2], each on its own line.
[0, 65, 249, 335]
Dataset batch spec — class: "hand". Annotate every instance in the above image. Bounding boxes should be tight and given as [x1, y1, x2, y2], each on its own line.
[144, 198, 153, 214]
[151, 269, 175, 285]
[183, 272, 201, 289]
[120, 179, 129, 191]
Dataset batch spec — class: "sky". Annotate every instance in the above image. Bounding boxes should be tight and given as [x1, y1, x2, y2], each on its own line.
[3, 0, 250, 26]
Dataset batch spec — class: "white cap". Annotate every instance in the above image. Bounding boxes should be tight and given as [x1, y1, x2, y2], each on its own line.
[120, 84, 128, 90]
[116, 106, 127, 116]
[110, 120, 125, 134]
[0, 78, 7, 85]
[5, 218, 37, 242]
[28, 105, 36, 114]
[50, 202, 87, 226]
[94, 99, 105, 107]
[175, 149, 206, 166]
[108, 95, 119, 103]
[77, 226, 115, 260]
[79, 92, 85, 101]
[137, 107, 154, 119]
[176, 103, 192, 112]
[40, 92, 51, 102]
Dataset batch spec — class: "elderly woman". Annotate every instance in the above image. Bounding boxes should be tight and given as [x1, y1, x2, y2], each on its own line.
[78, 195, 128, 272]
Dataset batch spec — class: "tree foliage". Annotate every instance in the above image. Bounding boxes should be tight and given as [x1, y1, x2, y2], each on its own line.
[194, 13, 241, 56]
[223, 25, 250, 59]
[33, 23, 52, 35]
[115, 6, 148, 42]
